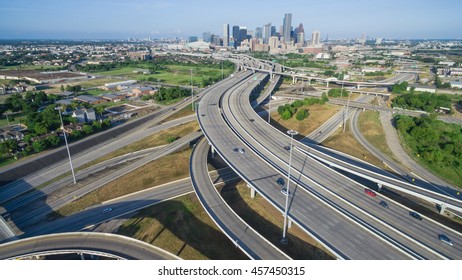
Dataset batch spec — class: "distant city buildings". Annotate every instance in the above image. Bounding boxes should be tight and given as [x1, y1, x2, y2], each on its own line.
[283, 13, 292, 43]
[311, 31, 320, 46]
[223, 24, 229, 47]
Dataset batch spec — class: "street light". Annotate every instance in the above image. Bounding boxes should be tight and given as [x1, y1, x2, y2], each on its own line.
[267, 94, 271, 124]
[190, 69, 194, 111]
[56, 106, 76, 184]
[280, 129, 298, 244]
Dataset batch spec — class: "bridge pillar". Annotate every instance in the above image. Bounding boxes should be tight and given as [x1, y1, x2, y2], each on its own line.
[292, 76, 296, 84]
[326, 81, 329, 88]
[79, 253, 85, 260]
[377, 183, 382, 192]
[308, 79, 311, 85]
[438, 203, 446, 215]
[288, 218, 292, 229]
[252, 69, 255, 74]
[357, 84, 360, 90]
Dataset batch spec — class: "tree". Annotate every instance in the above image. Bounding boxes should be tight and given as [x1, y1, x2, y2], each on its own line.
[32, 139, 47, 153]
[295, 109, 309, 121]
[82, 124, 94, 135]
[60, 85, 65, 92]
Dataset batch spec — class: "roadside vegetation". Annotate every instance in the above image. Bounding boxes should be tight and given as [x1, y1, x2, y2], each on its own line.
[277, 95, 328, 121]
[392, 91, 452, 113]
[395, 114, 462, 187]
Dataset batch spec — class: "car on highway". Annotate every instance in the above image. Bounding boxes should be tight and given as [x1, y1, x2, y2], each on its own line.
[239, 148, 245, 154]
[409, 211, 422, 220]
[276, 177, 285, 186]
[284, 146, 290, 151]
[438, 234, 454, 246]
[233, 148, 239, 153]
[102, 207, 112, 214]
[379, 201, 389, 208]
[364, 188, 376, 197]
[281, 188, 289, 195]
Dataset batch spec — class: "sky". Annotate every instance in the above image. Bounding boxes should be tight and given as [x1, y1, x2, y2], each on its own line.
[1, 0, 461, 40]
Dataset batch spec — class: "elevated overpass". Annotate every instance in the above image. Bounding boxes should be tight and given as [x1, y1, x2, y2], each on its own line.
[0, 232, 180, 260]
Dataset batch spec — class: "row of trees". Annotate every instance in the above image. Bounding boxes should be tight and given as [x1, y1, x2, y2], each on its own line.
[392, 92, 451, 113]
[327, 88, 349, 98]
[277, 95, 328, 121]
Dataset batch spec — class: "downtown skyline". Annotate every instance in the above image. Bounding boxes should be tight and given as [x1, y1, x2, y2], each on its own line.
[1, 0, 462, 40]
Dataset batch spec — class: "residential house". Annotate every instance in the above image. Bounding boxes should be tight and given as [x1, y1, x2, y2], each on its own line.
[72, 108, 97, 123]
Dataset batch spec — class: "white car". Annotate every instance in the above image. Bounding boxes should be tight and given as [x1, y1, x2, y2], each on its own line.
[281, 188, 289, 195]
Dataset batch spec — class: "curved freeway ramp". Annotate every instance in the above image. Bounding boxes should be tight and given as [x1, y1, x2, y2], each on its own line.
[190, 137, 290, 260]
[0, 232, 180, 260]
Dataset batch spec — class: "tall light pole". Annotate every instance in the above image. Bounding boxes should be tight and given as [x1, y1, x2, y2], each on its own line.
[343, 88, 351, 133]
[267, 94, 271, 124]
[190, 69, 194, 111]
[56, 106, 76, 184]
[281, 129, 298, 244]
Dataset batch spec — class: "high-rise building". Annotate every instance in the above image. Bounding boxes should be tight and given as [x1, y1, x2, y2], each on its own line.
[311, 30, 320, 46]
[263, 23, 271, 44]
[296, 23, 305, 45]
[232, 25, 240, 47]
[255, 27, 263, 39]
[202, 32, 211, 43]
[283, 13, 292, 43]
[239, 27, 248, 45]
[223, 24, 229, 47]
[188, 36, 198, 43]
[271, 26, 276, 37]
[269, 36, 279, 50]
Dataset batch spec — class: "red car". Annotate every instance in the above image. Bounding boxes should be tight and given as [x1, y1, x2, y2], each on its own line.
[364, 189, 376, 197]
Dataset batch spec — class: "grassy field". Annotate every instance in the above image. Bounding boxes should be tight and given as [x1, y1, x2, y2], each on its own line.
[92, 64, 233, 87]
[52, 148, 192, 217]
[117, 193, 248, 260]
[270, 103, 340, 137]
[221, 181, 334, 259]
[161, 106, 195, 123]
[322, 122, 392, 171]
[0, 112, 27, 127]
[80, 121, 199, 169]
[358, 110, 398, 161]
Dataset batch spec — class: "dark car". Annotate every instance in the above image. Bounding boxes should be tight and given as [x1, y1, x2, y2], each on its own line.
[438, 234, 454, 246]
[284, 146, 291, 151]
[409, 211, 422, 220]
[364, 188, 376, 197]
[379, 201, 389, 208]
[276, 177, 285, 186]
[233, 148, 239, 153]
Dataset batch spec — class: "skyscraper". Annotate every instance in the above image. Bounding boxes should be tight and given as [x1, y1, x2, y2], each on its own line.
[255, 27, 263, 39]
[223, 24, 229, 47]
[263, 23, 271, 44]
[283, 13, 292, 43]
[311, 30, 320, 46]
[232, 25, 240, 47]
[202, 32, 211, 43]
[296, 23, 305, 45]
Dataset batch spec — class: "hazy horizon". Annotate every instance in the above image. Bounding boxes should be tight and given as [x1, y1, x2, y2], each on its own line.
[1, 0, 461, 40]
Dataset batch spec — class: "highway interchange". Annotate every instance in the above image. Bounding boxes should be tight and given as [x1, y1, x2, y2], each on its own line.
[1, 55, 461, 259]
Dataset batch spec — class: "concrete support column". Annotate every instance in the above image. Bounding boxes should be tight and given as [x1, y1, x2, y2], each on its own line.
[250, 187, 256, 198]
[79, 253, 85, 260]
[292, 76, 296, 84]
[377, 183, 382, 192]
[438, 203, 446, 215]
[288, 218, 292, 229]
[308, 79, 311, 85]
[326, 81, 329, 88]
[357, 84, 360, 90]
